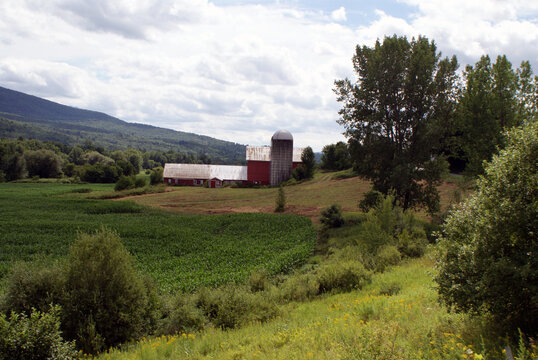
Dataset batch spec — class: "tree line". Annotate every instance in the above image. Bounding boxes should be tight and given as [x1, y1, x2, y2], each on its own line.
[0, 138, 213, 183]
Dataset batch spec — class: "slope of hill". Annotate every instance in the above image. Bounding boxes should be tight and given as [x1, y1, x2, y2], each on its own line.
[0, 86, 245, 164]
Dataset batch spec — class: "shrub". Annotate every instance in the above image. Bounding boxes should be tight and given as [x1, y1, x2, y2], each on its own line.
[274, 185, 285, 212]
[0, 261, 66, 316]
[196, 286, 279, 329]
[63, 228, 158, 353]
[248, 269, 270, 292]
[0, 306, 77, 360]
[278, 274, 320, 302]
[359, 189, 383, 212]
[375, 245, 401, 273]
[134, 176, 146, 188]
[150, 167, 163, 185]
[436, 121, 538, 335]
[316, 261, 371, 293]
[159, 294, 205, 335]
[320, 204, 345, 228]
[114, 175, 134, 191]
[378, 282, 402, 296]
[397, 228, 427, 258]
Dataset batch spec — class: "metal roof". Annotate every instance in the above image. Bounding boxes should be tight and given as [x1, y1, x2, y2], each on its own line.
[272, 129, 293, 141]
[163, 164, 247, 181]
[246, 146, 271, 161]
[293, 148, 305, 162]
[246, 146, 305, 162]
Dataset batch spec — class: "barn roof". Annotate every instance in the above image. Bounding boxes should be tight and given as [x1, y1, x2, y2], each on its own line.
[163, 164, 247, 181]
[293, 148, 305, 162]
[246, 146, 271, 161]
[246, 146, 305, 162]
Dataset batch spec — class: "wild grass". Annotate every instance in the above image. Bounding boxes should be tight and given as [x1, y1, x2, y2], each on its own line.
[0, 183, 316, 292]
[95, 256, 532, 360]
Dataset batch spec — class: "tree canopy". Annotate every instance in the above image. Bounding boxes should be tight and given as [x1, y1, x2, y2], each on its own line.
[334, 35, 458, 212]
[436, 121, 537, 335]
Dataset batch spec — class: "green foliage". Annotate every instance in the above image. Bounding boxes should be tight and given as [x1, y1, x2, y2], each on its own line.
[150, 166, 163, 185]
[62, 228, 157, 353]
[159, 294, 205, 335]
[375, 245, 402, 273]
[274, 185, 286, 212]
[320, 141, 351, 171]
[316, 261, 371, 294]
[248, 269, 270, 292]
[114, 175, 135, 191]
[0, 261, 66, 316]
[335, 35, 456, 212]
[0, 306, 77, 360]
[436, 121, 538, 335]
[196, 286, 279, 329]
[358, 189, 383, 212]
[24, 149, 63, 178]
[134, 175, 146, 188]
[278, 273, 320, 302]
[447, 56, 537, 175]
[319, 204, 344, 228]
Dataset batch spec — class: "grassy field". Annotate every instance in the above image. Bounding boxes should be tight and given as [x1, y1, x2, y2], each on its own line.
[0, 183, 316, 292]
[127, 171, 469, 223]
[96, 256, 512, 360]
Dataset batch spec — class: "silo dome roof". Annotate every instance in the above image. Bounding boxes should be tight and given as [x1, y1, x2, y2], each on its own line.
[272, 129, 293, 141]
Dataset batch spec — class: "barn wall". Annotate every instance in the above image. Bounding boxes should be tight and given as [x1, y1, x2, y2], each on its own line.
[247, 160, 270, 185]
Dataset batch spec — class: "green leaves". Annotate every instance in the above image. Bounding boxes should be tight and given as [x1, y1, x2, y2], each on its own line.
[436, 121, 538, 334]
[335, 35, 455, 213]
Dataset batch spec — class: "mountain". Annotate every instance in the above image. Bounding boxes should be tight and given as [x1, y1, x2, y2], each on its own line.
[0, 86, 245, 164]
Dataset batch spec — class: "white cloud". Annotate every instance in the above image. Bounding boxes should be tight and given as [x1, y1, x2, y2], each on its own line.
[0, 0, 536, 152]
[331, 6, 347, 22]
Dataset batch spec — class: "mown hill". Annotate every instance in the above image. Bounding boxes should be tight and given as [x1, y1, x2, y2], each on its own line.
[0, 86, 245, 164]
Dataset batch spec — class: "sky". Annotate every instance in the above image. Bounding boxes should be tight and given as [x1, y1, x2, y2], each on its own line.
[1, 1, 537, 151]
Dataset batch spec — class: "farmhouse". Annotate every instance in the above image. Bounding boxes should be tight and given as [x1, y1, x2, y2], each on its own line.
[163, 129, 304, 187]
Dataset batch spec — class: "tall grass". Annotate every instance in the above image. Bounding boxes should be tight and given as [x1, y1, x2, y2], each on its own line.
[96, 257, 533, 360]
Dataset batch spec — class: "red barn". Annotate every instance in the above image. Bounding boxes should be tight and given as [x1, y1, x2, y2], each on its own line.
[164, 130, 305, 187]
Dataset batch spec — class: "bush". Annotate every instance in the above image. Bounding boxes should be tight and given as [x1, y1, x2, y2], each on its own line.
[114, 175, 134, 191]
[436, 121, 538, 335]
[320, 204, 344, 228]
[63, 228, 158, 353]
[134, 176, 146, 188]
[0, 306, 77, 360]
[375, 245, 401, 273]
[196, 286, 279, 329]
[0, 261, 66, 316]
[397, 229, 427, 258]
[159, 294, 205, 335]
[278, 273, 320, 302]
[316, 261, 371, 293]
[248, 269, 270, 292]
[359, 189, 383, 212]
[150, 167, 163, 185]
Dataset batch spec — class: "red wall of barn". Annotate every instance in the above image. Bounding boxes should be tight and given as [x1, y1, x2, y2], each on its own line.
[292, 162, 301, 169]
[247, 161, 270, 185]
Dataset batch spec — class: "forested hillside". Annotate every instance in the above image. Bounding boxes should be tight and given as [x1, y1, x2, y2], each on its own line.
[0, 86, 245, 164]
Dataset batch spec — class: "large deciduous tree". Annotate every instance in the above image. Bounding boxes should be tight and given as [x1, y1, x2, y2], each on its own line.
[334, 35, 458, 212]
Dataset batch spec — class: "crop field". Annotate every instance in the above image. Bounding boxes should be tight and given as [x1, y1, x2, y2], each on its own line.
[0, 183, 316, 292]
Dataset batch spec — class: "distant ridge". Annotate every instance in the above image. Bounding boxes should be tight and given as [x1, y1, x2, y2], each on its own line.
[0, 86, 245, 164]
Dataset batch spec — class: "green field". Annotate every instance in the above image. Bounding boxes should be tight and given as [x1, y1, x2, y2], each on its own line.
[0, 183, 316, 292]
